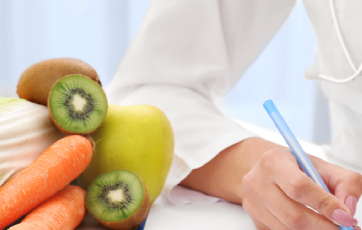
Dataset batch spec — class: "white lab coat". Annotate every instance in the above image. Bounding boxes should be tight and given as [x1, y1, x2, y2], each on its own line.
[106, 0, 362, 205]
[303, 0, 362, 174]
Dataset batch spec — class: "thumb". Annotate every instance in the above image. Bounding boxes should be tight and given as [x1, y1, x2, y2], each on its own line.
[333, 172, 362, 216]
[309, 155, 362, 217]
[345, 195, 358, 216]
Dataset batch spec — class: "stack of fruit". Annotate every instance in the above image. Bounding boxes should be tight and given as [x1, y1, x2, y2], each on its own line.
[0, 58, 174, 230]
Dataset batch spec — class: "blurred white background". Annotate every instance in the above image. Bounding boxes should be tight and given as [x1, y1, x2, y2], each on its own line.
[0, 0, 327, 143]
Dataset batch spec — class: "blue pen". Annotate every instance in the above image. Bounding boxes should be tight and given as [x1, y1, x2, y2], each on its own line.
[263, 100, 353, 230]
[136, 216, 147, 230]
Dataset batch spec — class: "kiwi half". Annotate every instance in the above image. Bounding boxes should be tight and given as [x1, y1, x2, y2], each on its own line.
[48, 74, 107, 135]
[86, 169, 150, 230]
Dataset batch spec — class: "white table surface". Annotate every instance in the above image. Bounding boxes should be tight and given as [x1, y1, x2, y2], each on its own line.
[76, 121, 362, 230]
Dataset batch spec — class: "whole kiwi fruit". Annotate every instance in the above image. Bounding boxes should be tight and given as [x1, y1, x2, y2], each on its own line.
[17, 58, 102, 105]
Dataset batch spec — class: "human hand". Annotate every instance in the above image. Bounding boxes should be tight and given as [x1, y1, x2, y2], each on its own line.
[241, 148, 362, 230]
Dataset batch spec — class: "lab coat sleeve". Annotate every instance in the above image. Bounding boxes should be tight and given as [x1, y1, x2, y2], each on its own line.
[106, 0, 296, 205]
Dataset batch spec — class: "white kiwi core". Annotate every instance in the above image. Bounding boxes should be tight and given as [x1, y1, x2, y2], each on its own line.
[108, 189, 125, 202]
[72, 94, 87, 111]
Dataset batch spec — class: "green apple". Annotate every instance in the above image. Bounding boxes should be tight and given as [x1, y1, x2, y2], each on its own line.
[78, 103, 174, 204]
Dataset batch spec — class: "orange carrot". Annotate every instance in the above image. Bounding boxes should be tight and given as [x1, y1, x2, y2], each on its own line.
[8, 185, 87, 230]
[0, 135, 93, 229]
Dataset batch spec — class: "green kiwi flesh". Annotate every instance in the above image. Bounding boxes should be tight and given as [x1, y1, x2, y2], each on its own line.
[48, 74, 107, 134]
[86, 170, 150, 229]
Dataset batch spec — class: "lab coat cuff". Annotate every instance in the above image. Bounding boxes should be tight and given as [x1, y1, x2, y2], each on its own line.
[163, 130, 258, 206]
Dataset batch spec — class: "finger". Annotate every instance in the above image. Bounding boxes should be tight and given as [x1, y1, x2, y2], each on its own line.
[254, 221, 270, 230]
[269, 150, 357, 227]
[310, 156, 362, 216]
[244, 199, 271, 230]
[345, 195, 358, 216]
[277, 168, 357, 226]
[331, 170, 361, 217]
[263, 182, 341, 230]
[242, 196, 291, 230]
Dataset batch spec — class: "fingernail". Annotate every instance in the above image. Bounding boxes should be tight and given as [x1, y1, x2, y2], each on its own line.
[346, 196, 358, 216]
[332, 208, 358, 227]
[354, 226, 361, 230]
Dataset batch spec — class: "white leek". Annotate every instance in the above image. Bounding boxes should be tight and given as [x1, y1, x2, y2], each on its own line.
[0, 97, 64, 186]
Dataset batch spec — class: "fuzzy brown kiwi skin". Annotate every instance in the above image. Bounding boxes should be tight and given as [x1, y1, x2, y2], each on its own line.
[17, 58, 102, 106]
[47, 74, 107, 135]
[87, 171, 151, 230]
